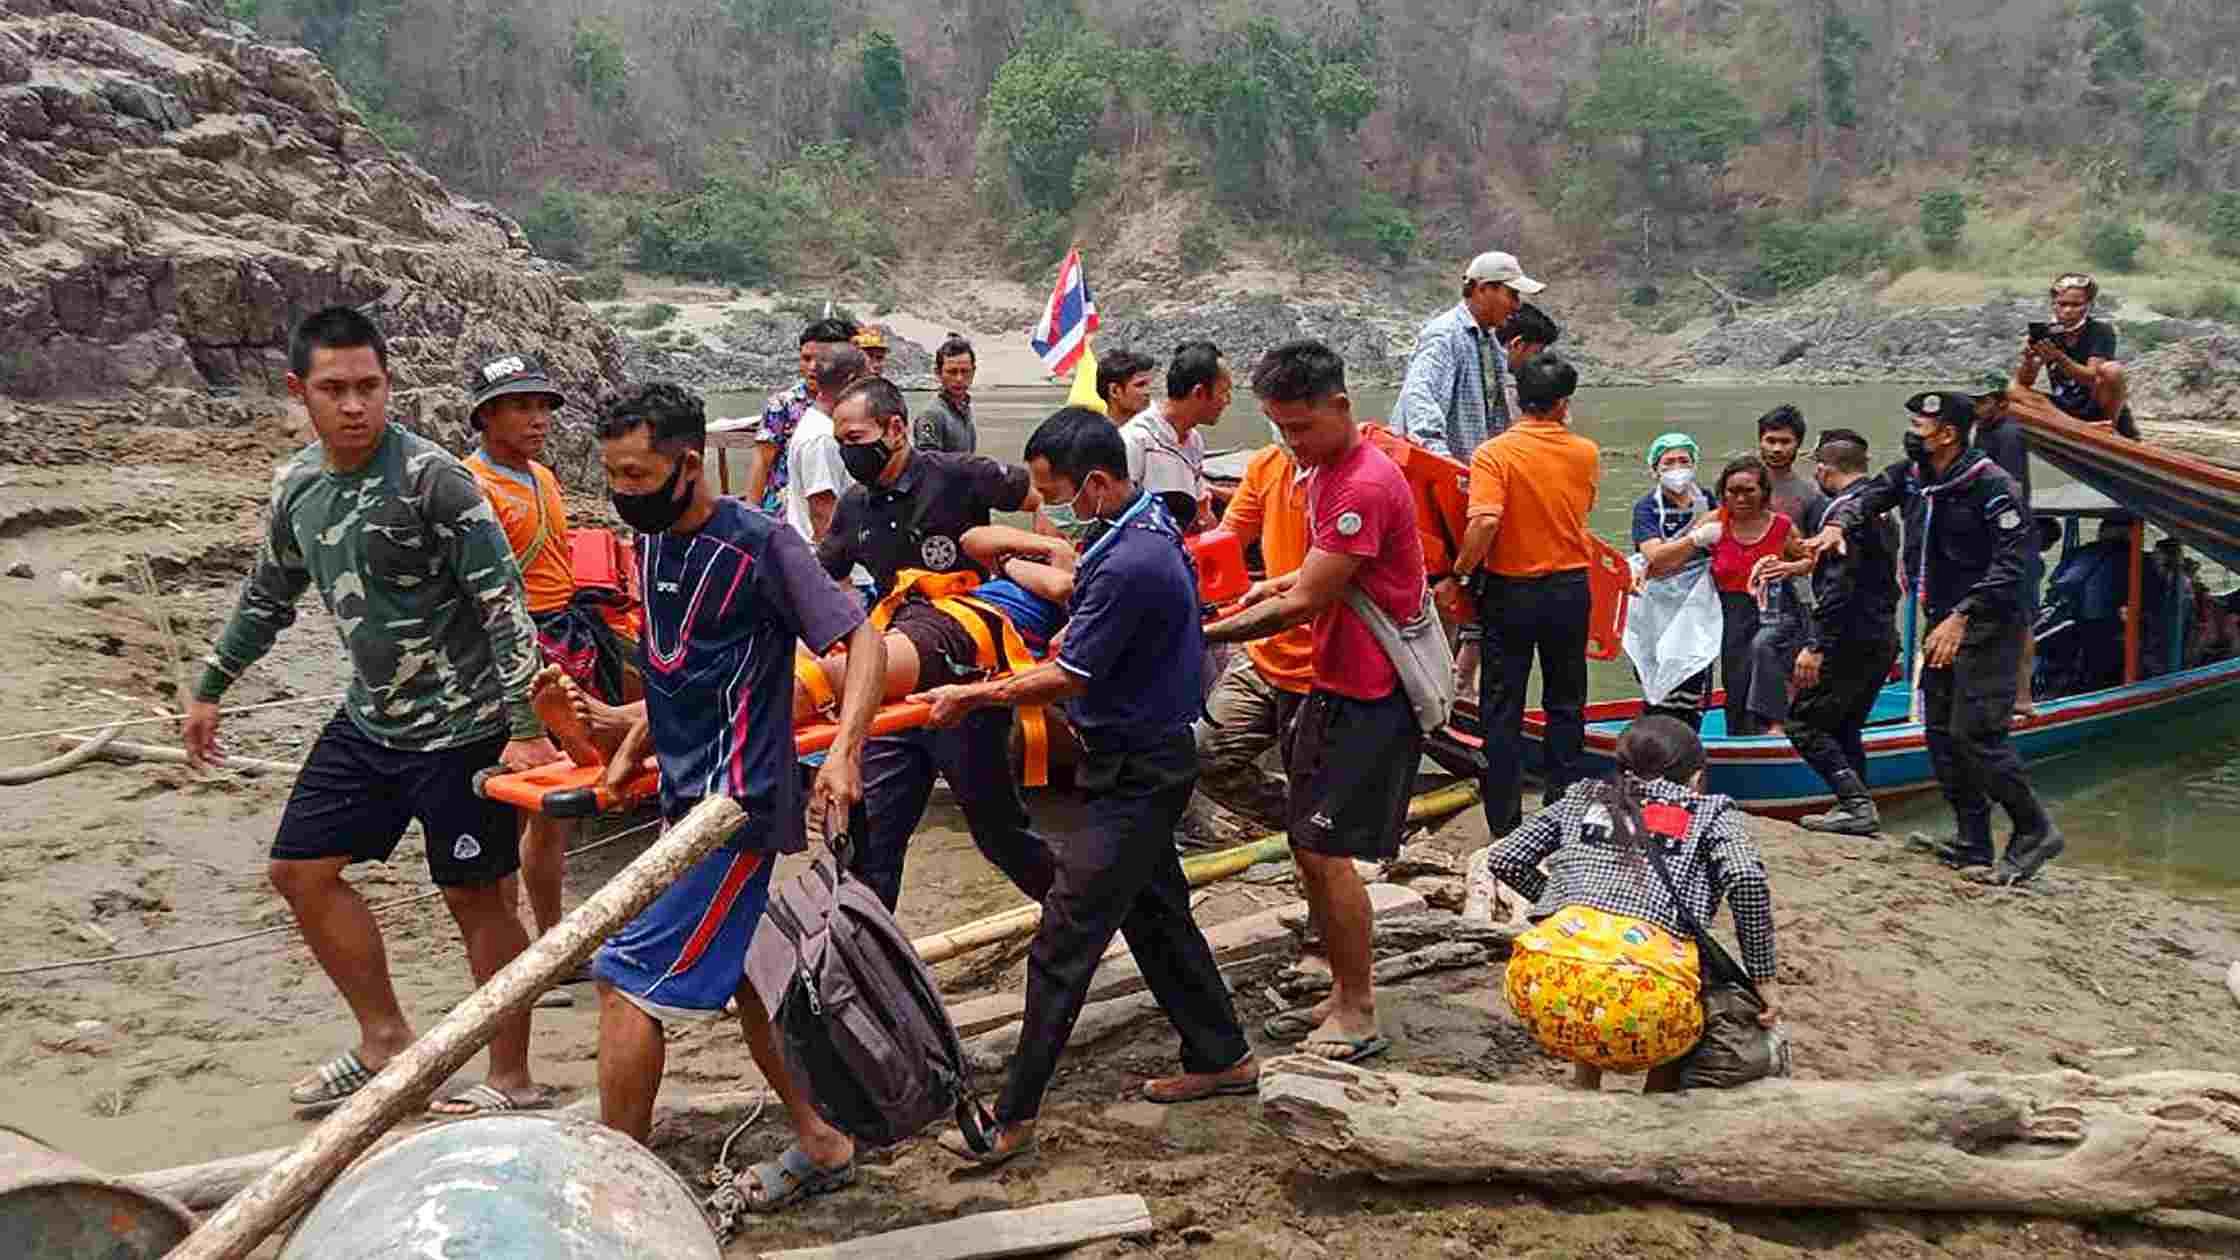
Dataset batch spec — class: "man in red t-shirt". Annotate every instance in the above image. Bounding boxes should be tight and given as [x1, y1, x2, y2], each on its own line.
[1207, 340, 1427, 1067]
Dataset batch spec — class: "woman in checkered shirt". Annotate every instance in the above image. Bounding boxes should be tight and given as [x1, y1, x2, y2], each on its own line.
[1492, 716, 1778, 1091]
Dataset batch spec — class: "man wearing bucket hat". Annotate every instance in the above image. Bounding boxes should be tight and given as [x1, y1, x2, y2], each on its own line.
[1803, 390, 2062, 883]
[462, 351, 632, 1012]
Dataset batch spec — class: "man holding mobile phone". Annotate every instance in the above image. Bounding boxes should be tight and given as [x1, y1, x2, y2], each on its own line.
[2016, 273, 2139, 439]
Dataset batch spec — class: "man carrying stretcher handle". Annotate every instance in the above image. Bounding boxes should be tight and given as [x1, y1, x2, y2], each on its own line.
[583, 382, 888, 1214]
[915, 407, 1256, 1168]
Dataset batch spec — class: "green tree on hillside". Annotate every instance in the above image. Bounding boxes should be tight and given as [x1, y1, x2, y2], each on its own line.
[1570, 46, 1754, 256]
[985, 29, 1109, 213]
[849, 28, 910, 137]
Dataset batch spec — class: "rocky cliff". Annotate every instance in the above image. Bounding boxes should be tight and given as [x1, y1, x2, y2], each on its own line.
[0, 0, 624, 484]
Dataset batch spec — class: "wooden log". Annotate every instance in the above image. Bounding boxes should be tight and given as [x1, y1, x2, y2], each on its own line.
[1, 723, 123, 785]
[168, 796, 746, 1260]
[132, 1089, 776, 1211]
[1277, 941, 1492, 1000]
[55, 734, 303, 776]
[761, 1194, 1154, 1260]
[911, 782, 1476, 967]
[1357, 911, 1524, 956]
[943, 884, 1427, 1037]
[1258, 1057, 2240, 1223]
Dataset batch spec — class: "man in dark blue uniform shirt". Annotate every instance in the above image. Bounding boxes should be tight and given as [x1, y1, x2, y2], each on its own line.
[817, 377, 1055, 910]
[918, 407, 1255, 1167]
[1806, 391, 2062, 884]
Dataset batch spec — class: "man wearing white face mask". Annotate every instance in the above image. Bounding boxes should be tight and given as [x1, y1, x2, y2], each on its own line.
[1194, 422, 1315, 831]
[1629, 432, 1719, 729]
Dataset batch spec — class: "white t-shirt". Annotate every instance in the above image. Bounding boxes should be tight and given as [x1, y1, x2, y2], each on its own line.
[1121, 406, 1206, 511]
[782, 406, 848, 544]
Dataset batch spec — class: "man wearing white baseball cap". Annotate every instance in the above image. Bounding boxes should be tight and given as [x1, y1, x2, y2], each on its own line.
[1396, 250, 1545, 463]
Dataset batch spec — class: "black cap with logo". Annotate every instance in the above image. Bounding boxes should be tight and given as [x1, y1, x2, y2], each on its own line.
[1902, 390, 1979, 428]
[468, 351, 564, 427]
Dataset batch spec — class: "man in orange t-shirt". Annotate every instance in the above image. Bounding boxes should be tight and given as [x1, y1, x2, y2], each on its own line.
[1197, 434, 1314, 829]
[1455, 353, 1601, 833]
[462, 352, 619, 1001]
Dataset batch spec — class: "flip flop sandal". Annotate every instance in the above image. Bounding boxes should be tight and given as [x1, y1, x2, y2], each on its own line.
[426, 1082, 561, 1118]
[534, 987, 576, 1008]
[1302, 1033, 1391, 1065]
[937, 1125, 1038, 1169]
[1262, 1009, 1321, 1043]
[1140, 1074, 1259, 1105]
[289, 1050, 375, 1112]
[739, 1146, 857, 1213]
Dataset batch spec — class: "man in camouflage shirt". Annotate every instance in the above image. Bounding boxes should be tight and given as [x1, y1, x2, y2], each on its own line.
[183, 307, 564, 1117]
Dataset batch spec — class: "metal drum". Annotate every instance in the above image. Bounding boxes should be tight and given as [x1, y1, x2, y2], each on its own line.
[0, 1127, 196, 1259]
[279, 1113, 721, 1259]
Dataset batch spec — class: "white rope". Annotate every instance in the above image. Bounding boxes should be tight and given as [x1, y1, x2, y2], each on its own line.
[0, 693, 346, 744]
[0, 817, 662, 978]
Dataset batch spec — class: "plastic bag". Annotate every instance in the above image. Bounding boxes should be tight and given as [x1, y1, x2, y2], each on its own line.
[1623, 561, 1723, 707]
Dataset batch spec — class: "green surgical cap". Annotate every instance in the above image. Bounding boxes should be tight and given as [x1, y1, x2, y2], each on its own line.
[1646, 432, 1699, 470]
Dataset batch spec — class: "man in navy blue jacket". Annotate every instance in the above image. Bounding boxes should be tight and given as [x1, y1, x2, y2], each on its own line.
[1806, 391, 2062, 884]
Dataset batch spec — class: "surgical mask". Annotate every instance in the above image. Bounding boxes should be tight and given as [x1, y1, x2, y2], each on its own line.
[1658, 467, 1696, 495]
[838, 437, 892, 487]
[1043, 501, 1095, 543]
[1902, 431, 1931, 465]
[611, 458, 692, 534]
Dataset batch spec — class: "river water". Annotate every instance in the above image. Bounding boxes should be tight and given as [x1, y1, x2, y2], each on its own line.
[709, 381, 2240, 893]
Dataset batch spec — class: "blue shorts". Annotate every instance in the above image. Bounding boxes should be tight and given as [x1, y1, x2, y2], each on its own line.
[593, 840, 774, 1023]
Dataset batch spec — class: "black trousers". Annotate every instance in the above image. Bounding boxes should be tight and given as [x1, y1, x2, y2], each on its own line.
[1921, 613, 2051, 851]
[1477, 570, 1591, 835]
[999, 730, 1248, 1123]
[847, 708, 1055, 910]
[1718, 591, 1766, 737]
[1786, 635, 1898, 799]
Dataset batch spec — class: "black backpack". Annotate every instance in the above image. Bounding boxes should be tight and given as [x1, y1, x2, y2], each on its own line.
[744, 829, 997, 1150]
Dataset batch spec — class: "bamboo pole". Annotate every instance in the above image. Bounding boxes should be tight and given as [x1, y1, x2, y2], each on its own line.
[166, 795, 745, 1260]
[909, 781, 1481, 966]
[55, 734, 304, 776]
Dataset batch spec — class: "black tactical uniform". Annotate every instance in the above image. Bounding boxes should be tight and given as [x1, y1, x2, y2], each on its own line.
[1788, 472, 1902, 834]
[1823, 391, 2060, 880]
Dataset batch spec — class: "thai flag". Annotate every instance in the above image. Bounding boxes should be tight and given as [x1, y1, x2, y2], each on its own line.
[1030, 249, 1099, 377]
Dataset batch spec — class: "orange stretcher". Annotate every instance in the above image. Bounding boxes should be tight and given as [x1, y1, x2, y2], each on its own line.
[477, 530, 1253, 818]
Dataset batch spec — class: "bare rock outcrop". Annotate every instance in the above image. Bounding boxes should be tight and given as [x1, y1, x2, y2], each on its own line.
[0, 0, 624, 485]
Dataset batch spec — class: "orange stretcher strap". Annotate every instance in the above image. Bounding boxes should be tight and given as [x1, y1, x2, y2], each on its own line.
[874, 569, 1052, 787]
[795, 646, 838, 715]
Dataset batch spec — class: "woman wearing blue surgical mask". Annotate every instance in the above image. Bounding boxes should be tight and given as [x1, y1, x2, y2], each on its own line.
[1627, 433, 1720, 729]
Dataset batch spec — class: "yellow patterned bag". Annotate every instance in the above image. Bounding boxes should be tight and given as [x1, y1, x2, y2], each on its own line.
[1503, 905, 1704, 1073]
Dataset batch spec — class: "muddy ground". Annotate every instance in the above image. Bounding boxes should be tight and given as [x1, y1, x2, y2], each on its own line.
[5, 419, 2240, 1258]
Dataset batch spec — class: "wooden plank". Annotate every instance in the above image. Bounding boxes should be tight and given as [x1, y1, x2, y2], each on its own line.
[944, 884, 1426, 1037]
[761, 1194, 1154, 1260]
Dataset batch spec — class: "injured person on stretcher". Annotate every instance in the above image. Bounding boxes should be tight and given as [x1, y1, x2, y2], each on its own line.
[792, 524, 1073, 723]
[536, 524, 1076, 794]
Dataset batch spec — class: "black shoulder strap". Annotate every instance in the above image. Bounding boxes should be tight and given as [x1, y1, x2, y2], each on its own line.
[1641, 826, 1757, 994]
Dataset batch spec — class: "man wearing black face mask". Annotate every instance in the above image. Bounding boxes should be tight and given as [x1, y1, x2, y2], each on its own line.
[817, 378, 1056, 910]
[1804, 391, 2062, 884]
[585, 381, 886, 1208]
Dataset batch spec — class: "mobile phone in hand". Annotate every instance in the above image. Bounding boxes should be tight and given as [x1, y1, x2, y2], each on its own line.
[2026, 321, 2053, 342]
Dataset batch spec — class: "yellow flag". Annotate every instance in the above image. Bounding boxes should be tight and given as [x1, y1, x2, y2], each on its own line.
[1065, 339, 1106, 415]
